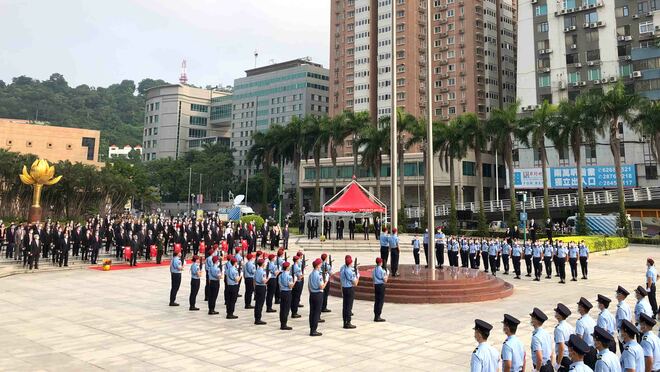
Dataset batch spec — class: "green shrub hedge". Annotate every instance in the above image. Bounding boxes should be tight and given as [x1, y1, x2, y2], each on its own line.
[546, 236, 628, 253]
[239, 215, 265, 230]
[629, 237, 660, 246]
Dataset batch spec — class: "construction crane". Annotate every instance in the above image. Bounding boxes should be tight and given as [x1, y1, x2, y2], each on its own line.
[179, 59, 188, 85]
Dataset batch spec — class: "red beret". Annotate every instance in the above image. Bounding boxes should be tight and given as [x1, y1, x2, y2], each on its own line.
[268, 254, 275, 260]
[296, 251, 303, 257]
[648, 257, 655, 265]
[212, 256, 219, 263]
[321, 253, 328, 260]
[282, 261, 290, 269]
[277, 248, 284, 255]
[174, 246, 181, 255]
[246, 253, 254, 260]
[192, 255, 199, 262]
[256, 250, 263, 256]
[213, 243, 219, 249]
[257, 258, 264, 265]
[313, 258, 322, 267]
[293, 256, 300, 262]
[345, 255, 353, 265]
[382, 226, 388, 232]
[226, 254, 234, 261]
[230, 257, 237, 264]
[392, 227, 398, 233]
[376, 257, 383, 264]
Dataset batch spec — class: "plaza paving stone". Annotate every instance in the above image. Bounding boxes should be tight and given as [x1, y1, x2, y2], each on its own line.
[0, 245, 656, 371]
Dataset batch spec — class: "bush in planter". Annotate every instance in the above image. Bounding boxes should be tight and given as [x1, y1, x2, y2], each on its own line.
[239, 215, 265, 230]
[629, 237, 660, 246]
[543, 236, 628, 253]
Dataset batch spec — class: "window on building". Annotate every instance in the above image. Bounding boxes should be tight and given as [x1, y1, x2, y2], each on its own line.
[568, 71, 581, 83]
[585, 30, 599, 43]
[619, 64, 633, 77]
[462, 161, 476, 176]
[558, 147, 569, 166]
[482, 163, 492, 178]
[535, 5, 547, 16]
[584, 11, 598, 23]
[564, 16, 576, 28]
[566, 53, 579, 64]
[586, 49, 600, 61]
[537, 22, 549, 33]
[538, 75, 551, 88]
[588, 68, 601, 81]
[616, 6, 629, 17]
[155, 102, 160, 110]
[640, 21, 654, 34]
[563, 0, 576, 8]
[585, 144, 597, 165]
[617, 25, 631, 37]
[190, 116, 208, 126]
[190, 103, 209, 112]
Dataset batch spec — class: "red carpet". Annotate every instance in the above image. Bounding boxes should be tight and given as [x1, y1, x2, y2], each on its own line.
[89, 259, 192, 271]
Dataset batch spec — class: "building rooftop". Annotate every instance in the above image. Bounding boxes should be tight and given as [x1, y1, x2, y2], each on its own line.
[244, 58, 322, 77]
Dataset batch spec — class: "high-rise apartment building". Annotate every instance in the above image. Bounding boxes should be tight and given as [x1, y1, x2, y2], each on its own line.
[142, 84, 232, 161]
[329, 0, 517, 121]
[230, 58, 330, 177]
[515, 0, 658, 189]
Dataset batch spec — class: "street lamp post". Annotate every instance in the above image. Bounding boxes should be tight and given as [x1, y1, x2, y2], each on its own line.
[390, 0, 398, 229]
[426, 0, 435, 280]
[516, 191, 528, 243]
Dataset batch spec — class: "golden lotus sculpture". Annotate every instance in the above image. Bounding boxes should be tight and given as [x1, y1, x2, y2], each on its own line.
[19, 159, 62, 222]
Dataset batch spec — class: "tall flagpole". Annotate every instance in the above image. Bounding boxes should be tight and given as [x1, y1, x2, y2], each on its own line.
[426, 0, 435, 280]
[390, 0, 398, 229]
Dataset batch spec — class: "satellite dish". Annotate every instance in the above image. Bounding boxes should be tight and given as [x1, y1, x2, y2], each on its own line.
[233, 194, 245, 206]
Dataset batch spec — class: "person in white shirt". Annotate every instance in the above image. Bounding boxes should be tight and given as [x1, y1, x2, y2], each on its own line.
[596, 294, 618, 353]
[471, 319, 500, 372]
[639, 313, 660, 372]
[554, 303, 574, 369]
[616, 286, 633, 354]
[575, 297, 597, 370]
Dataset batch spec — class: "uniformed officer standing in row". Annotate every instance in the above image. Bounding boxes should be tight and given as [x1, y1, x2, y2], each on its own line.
[596, 294, 617, 353]
[616, 286, 632, 353]
[340, 255, 359, 329]
[620, 319, 645, 372]
[634, 286, 652, 327]
[501, 314, 525, 372]
[592, 326, 620, 372]
[575, 297, 597, 369]
[207, 255, 222, 315]
[308, 258, 327, 337]
[320, 253, 332, 313]
[554, 303, 573, 371]
[278, 261, 295, 330]
[471, 319, 499, 372]
[372, 257, 387, 322]
[530, 308, 554, 372]
[639, 313, 660, 371]
[225, 257, 242, 319]
[189, 255, 201, 311]
[244, 253, 255, 309]
[389, 228, 400, 277]
[266, 254, 278, 313]
[566, 334, 592, 372]
[169, 248, 183, 306]
[253, 258, 268, 325]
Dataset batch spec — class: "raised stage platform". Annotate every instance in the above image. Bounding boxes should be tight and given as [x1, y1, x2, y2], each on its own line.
[328, 265, 514, 304]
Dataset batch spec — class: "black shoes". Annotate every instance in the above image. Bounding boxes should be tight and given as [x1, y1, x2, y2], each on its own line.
[169, 303, 179, 307]
[266, 309, 277, 313]
[298, 304, 304, 308]
[245, 305, 255, 309]
[226, 315, 238, 319]
[189, 307, 200, 311]
[318, 319, 325, 323]
[374, 318, 386, 322]
[280, 326, 292, 330]
[343, 323, 356, 329]
[208, 311, 219, 315]
[292, 314, 301, 319]
[321, 309, 331, 313]
[255, 320, 267, 325]
[571, 278, 577, 282]
[310, 331, 322, 336]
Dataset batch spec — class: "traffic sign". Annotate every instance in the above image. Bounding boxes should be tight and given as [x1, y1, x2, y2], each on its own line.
[520, 212, 528, 221]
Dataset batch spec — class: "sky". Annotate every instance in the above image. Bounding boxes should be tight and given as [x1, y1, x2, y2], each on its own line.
[0, 0, 330, 88]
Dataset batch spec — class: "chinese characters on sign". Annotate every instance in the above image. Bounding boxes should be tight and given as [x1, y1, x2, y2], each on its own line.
[512, 165, 637, 189]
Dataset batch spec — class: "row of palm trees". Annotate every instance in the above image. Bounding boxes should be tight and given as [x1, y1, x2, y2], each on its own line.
[246, 83, 659, 236]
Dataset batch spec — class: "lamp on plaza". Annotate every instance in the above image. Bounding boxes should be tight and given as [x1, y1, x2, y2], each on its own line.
[19, 159, 62, 223]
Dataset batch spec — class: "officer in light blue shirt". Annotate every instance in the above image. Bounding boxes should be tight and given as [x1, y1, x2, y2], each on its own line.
[542, 242, 554, 279]
[471, 319, 499, 372]
[501, 314, 524, 372]
[635, 286, 653, 326]
[566, 334, 594, 372]
[640, 313, 660, 371]
[487, 240, 499, 276]
[593, 326, 620, 372]
[481, 240, 490, 273]
[422, 229, 429, 267]
[511, 241, 522, 279]
[340, 255, 359, 328]
[243, 253, 256, 309]
[278, 261, 295, 330]
[620, 319, 645, 372]
[412, 236, 421, 273]
[169, 251, 183, 306]
[530, 308, 553, 370]
[388, 228, 400, 276]
[579, 241, 589, 279]
[308, 258, 327, 336]
[554, 303, 574, 368]
[646, 258, 657, 318]
[596, 295, 617, 352]
[460, 237, 470, 268]
[575, 297, 597, 370]
[379, 227, 390, 271]
[372, 257, 387, 322]
[532, 243, 543, 281]
[435, 229, 445, 268]
[501, 241, 511, 275]
[225, 257, 242, 319]
[556, 243, 567, 284]
[207, 255, 222, 315]
[253, 258, 268, 325]
[189, 255, 202, 311]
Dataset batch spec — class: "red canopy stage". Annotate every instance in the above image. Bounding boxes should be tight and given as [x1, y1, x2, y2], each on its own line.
[323, 181, 385, 213]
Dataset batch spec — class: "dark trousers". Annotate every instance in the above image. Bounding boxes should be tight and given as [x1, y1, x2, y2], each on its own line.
[58, 250, 69, 267]
[309, 292, 322, 333]
[5, 243, 13, 259]
[52, 250, 58, 265]
[266, 278, 276, 310]
[524, 254, 532, 275]
[390, 248, 400, 275]
[279, 290, 291, 327]
[436, 244, 444, 267]
[115, 244, 121, 259]
[170, 273, 181, 304]
[512, 256, 521, 277]
[449, 250, 458, 267]
[413, 249, 420, 266]
[342, 287, 355, 324]
[81, 248, 88, 261]
[553, 256, 560, 276]
[245, 278, 254, 307]
[423, 243, 429, 266]
[291, 281, 303, 315]
[226, 284, 238, 316]
[579, 257, 588, 278]
[322, 284, 330, 310]
[189, 278, 200, 308]
[502, 254, 510, 273]
[204, 274, 210, 300]
[533, 257, 542, 279]
[28, 254, 39, 269]
[130, 249, 137, 266]
[569, 258, 578, 279]
[349, 229, 354, 240]
[650, 283, 658, 316]
[584, 347, 597, 370]
[558, 356, 571, 372]
[274, 276, 281, 304]
[374, 283, 385, 318]
[208, 280, 219, 313]
[91, 248, 99, 264]
[380, 246, 389, 270]
[469, 253, 477, 269]
[481, 251, 489, 271]
[460, 250, 469, 267]
[557, 258, 566, 281]
[254, 285, 266, 321]
[489, 255, 497, 275]
[543, 257, 553, 277]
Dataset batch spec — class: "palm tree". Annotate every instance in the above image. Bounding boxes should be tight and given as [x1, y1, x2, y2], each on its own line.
[327, 113, 353, 194]
[355, 124, 390, 199]
[303, 115, 331, 210]
[518, 100, 558, 222]
[279, 115, 306, 221]
[631, 100, 660, 167]
[488, 101, 522, 228]
[380, 108, 419, 208]
[342, 111, 370, 176]
[246, 131, 275, 214]
[594, 83, 642, 236]
[459, 112, 489, 233]
[435, 119, 467, 234]
[553, 98, 599, 235]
